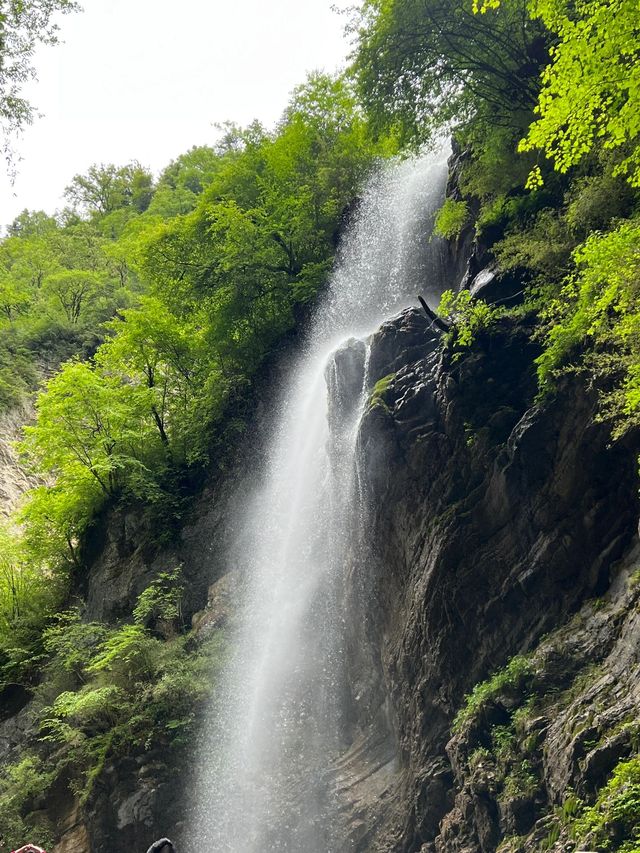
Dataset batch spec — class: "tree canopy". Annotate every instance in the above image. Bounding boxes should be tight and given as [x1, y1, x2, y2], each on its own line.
[0, 0, 79, 168]
[351, 0, 548, 146]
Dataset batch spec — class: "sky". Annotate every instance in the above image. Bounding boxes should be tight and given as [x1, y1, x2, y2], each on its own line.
[0, 0, 353, 230]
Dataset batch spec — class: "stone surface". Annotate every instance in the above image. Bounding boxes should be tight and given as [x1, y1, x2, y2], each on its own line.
[331, 307, 640, 852]
[0, 401, 41, 519]
[469, 264, 524, 307]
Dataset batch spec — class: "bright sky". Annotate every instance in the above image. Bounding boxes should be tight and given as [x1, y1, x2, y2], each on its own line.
[0, 0, 353, 231]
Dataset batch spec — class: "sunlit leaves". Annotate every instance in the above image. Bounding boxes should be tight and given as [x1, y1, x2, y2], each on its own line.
[20, 360, 158, 497]
[536, 218, 640, 436]
[478, 0, 640, 187]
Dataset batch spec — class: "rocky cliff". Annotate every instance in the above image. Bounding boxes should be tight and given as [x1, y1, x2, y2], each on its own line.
[329, 306, 640, 852]
[1, 215, 639, 853]
[0, 401, 40, 520]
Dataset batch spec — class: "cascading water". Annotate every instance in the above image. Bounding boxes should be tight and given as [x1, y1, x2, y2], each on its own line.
[189, 151, 449, 852]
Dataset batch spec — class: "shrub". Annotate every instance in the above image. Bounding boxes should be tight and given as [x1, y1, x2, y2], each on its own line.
[572, 757, 640, 852]
[0, 755, 57, 853]
[535, 218, 640, 441]
[368, 374, 396, 412]
[434, 199, 470, 239]
[133, 567, 184, 630]
[438, 289, 503, 352]
[453, 655, 535, 731]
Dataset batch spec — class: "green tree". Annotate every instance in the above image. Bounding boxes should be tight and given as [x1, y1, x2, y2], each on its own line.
[537, 219, 640, 425]
[21, 360, 156, 497]
[7, 210, 58, 238]
[0, 278, 31, 322]
[476, 0, 640, 188]
[156, 145, 221, 194]
[351, 0, 547, 146]
[0, 0, 79, 167]
[64, 163, 154, 218]
[0, 524, 66, 684]
[42, 269, 102, 324]
[18, 480, 101, 570]
[98, 298, 208, 462]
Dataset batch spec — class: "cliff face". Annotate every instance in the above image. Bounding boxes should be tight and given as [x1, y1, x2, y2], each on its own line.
[331, 307, 640, 852]
[2, 248, 639, 853]
[0, 401, 40, 520]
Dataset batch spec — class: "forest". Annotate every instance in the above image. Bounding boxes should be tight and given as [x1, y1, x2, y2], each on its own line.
[0, 0, 638, 851]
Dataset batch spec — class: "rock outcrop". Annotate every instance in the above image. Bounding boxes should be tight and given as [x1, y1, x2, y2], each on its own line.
[331, 307, 640, 852]
[0, 401, 40, 519]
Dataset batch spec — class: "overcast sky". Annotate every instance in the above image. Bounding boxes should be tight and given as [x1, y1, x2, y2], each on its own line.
[0, 0, 353, 230]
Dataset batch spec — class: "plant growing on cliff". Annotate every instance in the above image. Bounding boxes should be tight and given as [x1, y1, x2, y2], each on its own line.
[133, 567, 184, 632]
[438, 289, 503, 353]
[536, 218, 640, 438]
[434, 199, 469, 240]
[469, 0, 640, 189]
[453, 654, 535, 731]
[368, 373, 396, 412]
[0, 583, 229, 841]
[351, 0, 545, 147]
[0, 755, 56, 853]
[0, 525, 67, 685]
[570, 756, 640, 852]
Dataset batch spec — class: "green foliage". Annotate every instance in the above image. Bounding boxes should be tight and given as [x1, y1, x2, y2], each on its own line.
[541, 821, 561, 850]
[0, 338, 37, 411]
[493, 208, 574, 280]
[0, 207, 141, 414]
[502, 758, 539, 801]
[42, 612, 110, 679]
[522, 0, 640, 189]
[351, 0, 544, 147]
[438, 289, 503, 351]
[453, 654, 535, 732]
[469, 746, 493, 770]
[559, 791, 581, 822]
[64, 162, 154, 218]
[0, 72, 385, 718]
[571, 757, 640, 852]
[434, 199, 469, 240]
[477, 0, 640, 189]
[85, 624, 161, 684]
[97, 297, 211, 466]
[536, 219, 640, 438]
[0, 525, 67, 685]
[4, 71, 384, 582]
[565, 171, 636, 238]
[0, 754, 56, 852]
[21, 359, 158, 498]
[0, 0, 79, 170]
[133, 568, 184, 630]
[41, 269, 103, 325]
[0, 572, 227, 845]
[460, 125, 540, 203]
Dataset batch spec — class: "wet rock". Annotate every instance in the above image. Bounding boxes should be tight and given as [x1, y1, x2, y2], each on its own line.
[326, 337, 367, 433]
[334, 308, 640, 851]
[6, 299, 640, 853]
[469, 264, 525, 307]
[191, 571, 235, 635]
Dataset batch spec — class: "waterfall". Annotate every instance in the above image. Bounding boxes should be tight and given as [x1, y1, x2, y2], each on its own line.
[188, 151, 449, 852]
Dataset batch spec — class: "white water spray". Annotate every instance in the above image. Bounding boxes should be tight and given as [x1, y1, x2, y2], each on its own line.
[189, 152, 449, 852]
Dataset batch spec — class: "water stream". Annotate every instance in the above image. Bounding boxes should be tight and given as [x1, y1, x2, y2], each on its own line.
[190, 151, 449, 852]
